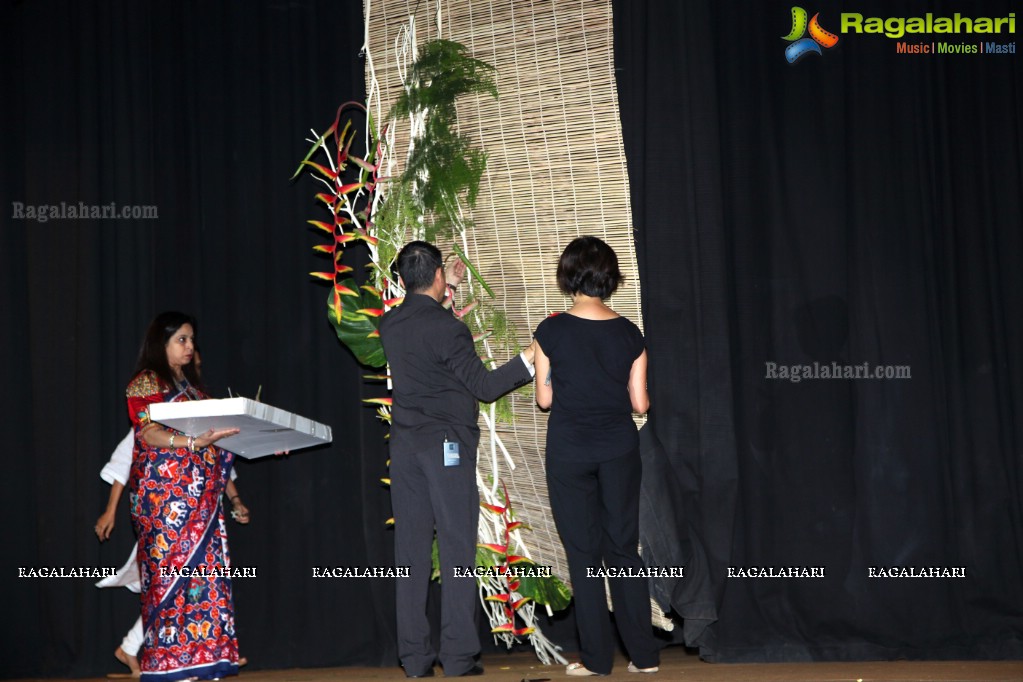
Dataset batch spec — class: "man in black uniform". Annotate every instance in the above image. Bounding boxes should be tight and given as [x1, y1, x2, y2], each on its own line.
[380, 241, 535, 678]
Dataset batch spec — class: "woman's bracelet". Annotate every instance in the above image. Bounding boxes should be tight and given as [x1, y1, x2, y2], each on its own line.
[188, 435, 196, 452]
[169, 433, 175, 449]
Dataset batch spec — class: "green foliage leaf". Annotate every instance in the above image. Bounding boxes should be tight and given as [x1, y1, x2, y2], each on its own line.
[431, 535, 441, 581]
[373, 180, 417, 264]
[405, 118, 489, 243]
[476, 544, 499, 568]
[291, 126, 334, 181]
[392, 39, 497, 119]
[452, 243, 495, 298]
[379, 39, 499, 246]
[326, 279, 386, 368]
[515, 572, 572, 611]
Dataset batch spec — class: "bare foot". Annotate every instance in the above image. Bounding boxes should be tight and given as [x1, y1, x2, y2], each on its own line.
[238, 656, 248, 667]
[114, 646, 141, 677]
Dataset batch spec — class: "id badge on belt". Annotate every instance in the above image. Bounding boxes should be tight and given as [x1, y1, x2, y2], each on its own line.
[443, 436, 460, 467]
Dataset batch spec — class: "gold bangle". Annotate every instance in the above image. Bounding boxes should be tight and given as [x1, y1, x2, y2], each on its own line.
[169, 433, 175, 449]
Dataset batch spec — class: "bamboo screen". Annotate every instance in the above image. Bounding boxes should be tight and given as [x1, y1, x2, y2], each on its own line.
[364, 0, 667, 629]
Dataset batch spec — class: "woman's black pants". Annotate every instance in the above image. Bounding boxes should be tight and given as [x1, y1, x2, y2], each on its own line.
[546, 448, 660, 674]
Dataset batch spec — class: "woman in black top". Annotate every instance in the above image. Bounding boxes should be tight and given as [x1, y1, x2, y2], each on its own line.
[533, 237, 659, 677]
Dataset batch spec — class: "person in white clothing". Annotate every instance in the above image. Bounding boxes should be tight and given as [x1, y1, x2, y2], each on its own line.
[95, 431, 249, 677]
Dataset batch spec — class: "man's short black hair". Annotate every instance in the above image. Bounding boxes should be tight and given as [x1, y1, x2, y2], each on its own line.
[396, 240, 443, 294]
[556, 236, 623, 299]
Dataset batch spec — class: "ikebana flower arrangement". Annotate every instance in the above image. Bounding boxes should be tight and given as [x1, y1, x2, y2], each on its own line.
[293, 27, 568, 664]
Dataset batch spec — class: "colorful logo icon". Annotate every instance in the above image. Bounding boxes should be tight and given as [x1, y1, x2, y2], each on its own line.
[783, 7, 839, 63]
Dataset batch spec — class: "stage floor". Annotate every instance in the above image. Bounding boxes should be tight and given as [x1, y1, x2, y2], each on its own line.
[31, 648, 1023, 682]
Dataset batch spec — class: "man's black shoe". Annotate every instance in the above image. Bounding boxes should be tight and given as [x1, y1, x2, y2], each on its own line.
[406, 668, 435, 678]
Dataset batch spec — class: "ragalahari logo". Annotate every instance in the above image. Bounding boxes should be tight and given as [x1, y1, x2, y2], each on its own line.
[783, 7, 839, 63]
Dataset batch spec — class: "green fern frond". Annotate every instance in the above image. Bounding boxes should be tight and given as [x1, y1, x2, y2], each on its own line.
[392, 39, 497, 118]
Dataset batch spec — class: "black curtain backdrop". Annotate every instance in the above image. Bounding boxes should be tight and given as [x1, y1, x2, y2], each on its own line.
[617, 0, 1022, 663]
[1, 0, 407, 677]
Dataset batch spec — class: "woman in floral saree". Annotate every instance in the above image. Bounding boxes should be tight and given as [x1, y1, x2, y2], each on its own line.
[127, 311, 241, 682]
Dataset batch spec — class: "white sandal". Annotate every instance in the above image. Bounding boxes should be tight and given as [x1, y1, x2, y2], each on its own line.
[627, 661, 660, 673]
[566, 662, 601, 676]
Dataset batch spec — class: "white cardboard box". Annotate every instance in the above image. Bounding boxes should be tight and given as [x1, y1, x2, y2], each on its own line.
[149, 398, 333, 459]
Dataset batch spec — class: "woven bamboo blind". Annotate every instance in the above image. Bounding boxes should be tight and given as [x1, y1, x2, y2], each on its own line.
[364, 0, 666, 629]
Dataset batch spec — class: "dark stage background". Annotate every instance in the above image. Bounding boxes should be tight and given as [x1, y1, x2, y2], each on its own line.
[3, 0, 1021, 677]
[617, 0, 1022, 664]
